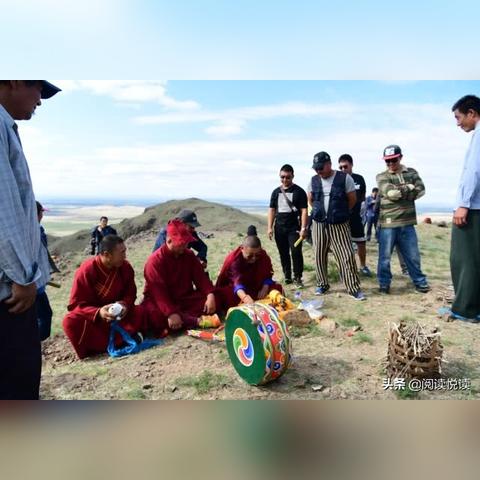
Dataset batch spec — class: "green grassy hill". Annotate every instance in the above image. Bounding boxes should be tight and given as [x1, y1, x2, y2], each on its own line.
[50, 198, 267, 256]
[42, 200, 480, 400]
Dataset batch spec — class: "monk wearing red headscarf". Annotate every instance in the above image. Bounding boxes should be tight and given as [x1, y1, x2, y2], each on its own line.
[140, 219, 220, 336]
[62, 235, 144, 359]
[216, 234, 283, 310]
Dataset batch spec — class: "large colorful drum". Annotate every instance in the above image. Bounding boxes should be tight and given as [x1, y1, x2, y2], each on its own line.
[225, 303, 293, 385]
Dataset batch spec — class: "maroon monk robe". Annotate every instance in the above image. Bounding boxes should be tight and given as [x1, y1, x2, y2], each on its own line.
[63, 256, 144, 359]
[140, 244, 215, 336]
[215, 246, 283, 310]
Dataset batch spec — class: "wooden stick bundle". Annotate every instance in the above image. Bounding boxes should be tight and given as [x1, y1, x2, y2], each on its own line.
[387, 321, 443, 379]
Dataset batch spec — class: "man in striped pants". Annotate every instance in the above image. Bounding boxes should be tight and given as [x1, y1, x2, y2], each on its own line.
[307, 152, 365, 301]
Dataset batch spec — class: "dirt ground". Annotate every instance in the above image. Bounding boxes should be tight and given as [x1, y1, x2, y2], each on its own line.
[41, 224, 480, 400]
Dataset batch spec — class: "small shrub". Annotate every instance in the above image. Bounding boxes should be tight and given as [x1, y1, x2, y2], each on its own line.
[339, 317, 362, 328]
[175, 371, 229, 394]
[353, 332, 374, 345]
[395, 386, 418, 400]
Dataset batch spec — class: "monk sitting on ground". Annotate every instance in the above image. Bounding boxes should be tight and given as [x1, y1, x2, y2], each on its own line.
[141, 219, 221, 337]
[216, 232, 283, 310]
[63, 235, 144, 359]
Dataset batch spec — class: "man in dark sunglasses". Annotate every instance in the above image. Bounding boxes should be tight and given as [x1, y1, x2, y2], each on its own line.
[268, 164, 308, 288]
[376, 145, 430, 294]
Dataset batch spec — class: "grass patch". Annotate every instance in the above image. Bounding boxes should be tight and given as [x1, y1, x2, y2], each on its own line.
[175, 371, 229, 395]
[353, 332, 374, 345]
[125, 386, 147, 400]
[339, 317, 362, 328]
[289, 323, 326, 338]
[395, 386, 418, 400]
[217, 349, 230, 362]
[328, 261, 341, 283]
[441, 338, 456, 347]
[152, 346, 171, 359]
[303, 264, 315, 272]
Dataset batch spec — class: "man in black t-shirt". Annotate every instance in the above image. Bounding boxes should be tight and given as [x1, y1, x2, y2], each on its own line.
[268, 164, 308, 288]
[338, 154, 371, 276]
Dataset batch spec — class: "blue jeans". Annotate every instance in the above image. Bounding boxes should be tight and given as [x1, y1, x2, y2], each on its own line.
[36, 291, 52, 342]
[377, 225, 427, 288]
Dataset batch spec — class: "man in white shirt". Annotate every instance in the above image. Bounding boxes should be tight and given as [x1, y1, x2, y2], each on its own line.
[307, 151, 365, 300]
[450, 95, 480, 322]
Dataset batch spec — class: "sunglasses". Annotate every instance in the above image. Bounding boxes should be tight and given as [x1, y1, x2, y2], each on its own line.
[338, 165, 350, 170]
[280, 175, 293, 180]
[385, 158, 399, 165]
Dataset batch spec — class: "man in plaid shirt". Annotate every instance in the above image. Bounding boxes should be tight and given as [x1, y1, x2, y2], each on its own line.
[376, 144, 430, 295]
[0, 80, 61, 399]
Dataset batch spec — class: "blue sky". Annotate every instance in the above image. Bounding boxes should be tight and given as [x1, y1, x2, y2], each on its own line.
[18, 80, 479, 208]
[3, 1, 479, 79]
[3, 1, 479, 207]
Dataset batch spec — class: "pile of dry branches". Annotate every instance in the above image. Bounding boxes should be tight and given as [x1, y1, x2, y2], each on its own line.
[387, 321, 443, 379]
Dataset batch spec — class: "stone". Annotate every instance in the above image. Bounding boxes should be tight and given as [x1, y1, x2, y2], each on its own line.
[283, 310, 311, 326]
[316, 318, 337, 333]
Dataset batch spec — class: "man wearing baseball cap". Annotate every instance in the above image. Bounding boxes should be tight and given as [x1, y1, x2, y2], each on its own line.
[376, 144, 430, 294]
[307, 151, 365, 301]
[0, 80, 61, 399]
[141, 220, 221, 336]
[153, 208, 208, 269]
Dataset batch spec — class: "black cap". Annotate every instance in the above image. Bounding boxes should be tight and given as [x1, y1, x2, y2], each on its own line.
[383, 145, 402, 160]
[312, 151, 331, 170]
[40, 81, 61, 99]
[178, 209, 201, 227]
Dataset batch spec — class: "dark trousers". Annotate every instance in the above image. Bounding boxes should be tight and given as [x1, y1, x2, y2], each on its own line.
[0, 302, 41, 400]
[366, 216, 378, 241]
[36, 291, 52, 341]
[451, 210, 480, 319]
[274, 225, 303, 280]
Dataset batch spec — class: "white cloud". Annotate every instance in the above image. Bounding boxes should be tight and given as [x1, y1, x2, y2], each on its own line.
[205, 119, 246, 136]
[134, 101, 356, 126]
[54, 80, 200, 110]
[23, 99, 469, 207]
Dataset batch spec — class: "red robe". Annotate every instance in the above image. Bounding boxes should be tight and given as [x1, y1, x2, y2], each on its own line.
[140, 244, 215, 335]
[215, 246, 283, 310]
[62, 256, 143, 359]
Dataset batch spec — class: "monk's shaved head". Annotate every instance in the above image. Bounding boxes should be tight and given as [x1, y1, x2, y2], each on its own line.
[99, 234, 124, 254]
[98, 235, 127, 269]
[243, 235, 261, 249]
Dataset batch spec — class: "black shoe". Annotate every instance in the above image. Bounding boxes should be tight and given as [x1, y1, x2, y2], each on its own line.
[294, 277, 304, 288]
[285, 278, 293, 285]
[415, 284, 431, 293]
[379, 286, 390, 294]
